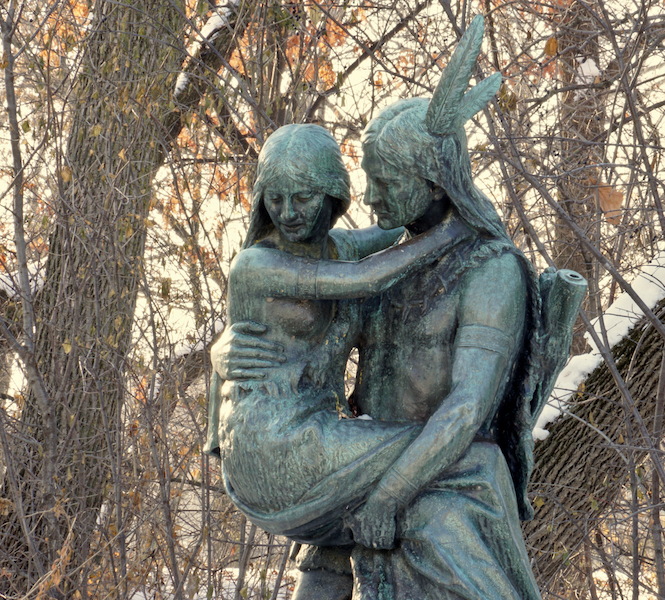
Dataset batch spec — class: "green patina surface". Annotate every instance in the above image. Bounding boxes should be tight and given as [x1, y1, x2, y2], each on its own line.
[207, 15, 586, 600]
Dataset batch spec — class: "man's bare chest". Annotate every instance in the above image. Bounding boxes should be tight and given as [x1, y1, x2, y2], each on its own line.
[356, 274, 462, 421]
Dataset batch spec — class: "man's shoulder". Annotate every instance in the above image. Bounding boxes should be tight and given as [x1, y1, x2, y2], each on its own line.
[328, 228, 360, 261]
[470, 249, 524, 280]
[451, 238, 524, 284]
[423, 237, 522, 289]
[460, 249, 527, 329]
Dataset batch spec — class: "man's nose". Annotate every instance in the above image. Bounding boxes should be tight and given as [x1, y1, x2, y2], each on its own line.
[363, 181, 378, 206]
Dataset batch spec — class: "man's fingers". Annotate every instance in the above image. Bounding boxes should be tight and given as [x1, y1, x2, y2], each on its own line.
[235, 334, 285, 354]
[233, 346, 286, 362]
[233, 321, 268, 335]
[230, 358, 282, 369]
[228, 368, 268, 380]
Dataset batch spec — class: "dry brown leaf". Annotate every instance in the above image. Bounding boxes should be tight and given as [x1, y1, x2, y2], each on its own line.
[60, 166, 72, 183]
[597, 180, 623, 225]
[0, 497, 13, 516]
[544, 37, 558, 56]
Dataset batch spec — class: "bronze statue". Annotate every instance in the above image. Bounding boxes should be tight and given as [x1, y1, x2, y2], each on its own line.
[205, 122, 471, 545]
[208, 16, 586, 600]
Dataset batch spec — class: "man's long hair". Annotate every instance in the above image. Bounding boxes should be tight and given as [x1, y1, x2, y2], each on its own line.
[362, 98, 508, 242]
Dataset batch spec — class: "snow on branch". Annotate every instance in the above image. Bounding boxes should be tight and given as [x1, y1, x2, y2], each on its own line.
[174, 1, 240, 97]
[172, 317, 225, 360]
[0, 263, 44, 299]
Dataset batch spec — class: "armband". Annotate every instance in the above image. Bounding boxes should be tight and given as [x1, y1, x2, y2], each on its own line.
[296, 261, 319, 299]
[455, 324, 513, 356]
[376, 469, 420, 507]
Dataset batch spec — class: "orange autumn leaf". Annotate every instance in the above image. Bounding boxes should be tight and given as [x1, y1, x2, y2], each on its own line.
[591, 178, 623, 225]
[541, 60, 557, 77]
[319, 61, 337, 88]
[228, 47, 246, 76]
[237, 175, 252, 212]
[550, 0, 574, 12]
[71, 0, 89, 22]
[39, 0, 90, 67]
[324, 20, 349, 48]
[544, 37, 558, 56]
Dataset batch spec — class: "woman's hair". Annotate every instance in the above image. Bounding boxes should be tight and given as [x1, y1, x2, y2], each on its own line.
[243, 124, 351, 249]
[361, 98, 508, 241]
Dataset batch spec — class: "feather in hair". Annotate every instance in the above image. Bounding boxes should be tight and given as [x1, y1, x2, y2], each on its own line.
[424, 15, 485, 135]
[457, 71, 502, 125]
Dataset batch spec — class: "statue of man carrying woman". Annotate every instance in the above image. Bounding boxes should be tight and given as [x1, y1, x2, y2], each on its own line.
[206, 16, 586, 600]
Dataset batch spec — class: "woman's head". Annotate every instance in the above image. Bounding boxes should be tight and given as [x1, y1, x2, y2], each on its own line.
[361, 98, 508, 241]
[244, 124, 351, 248]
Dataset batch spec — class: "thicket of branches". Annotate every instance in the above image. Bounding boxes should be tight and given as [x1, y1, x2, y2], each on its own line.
[0, 0, 664, 599]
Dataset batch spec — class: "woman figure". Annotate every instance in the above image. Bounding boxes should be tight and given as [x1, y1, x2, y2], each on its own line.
[205, 123, 471, 545]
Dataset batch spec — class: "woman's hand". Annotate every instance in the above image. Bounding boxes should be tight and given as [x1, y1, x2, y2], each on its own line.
[345, 492, 399, 550]
[211, 321, 286, 380]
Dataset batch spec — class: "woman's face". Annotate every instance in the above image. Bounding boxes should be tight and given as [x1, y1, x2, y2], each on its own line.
[263, 175, 332, 244]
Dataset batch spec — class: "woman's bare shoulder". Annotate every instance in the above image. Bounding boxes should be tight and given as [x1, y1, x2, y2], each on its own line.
[229, 246, 282, 279]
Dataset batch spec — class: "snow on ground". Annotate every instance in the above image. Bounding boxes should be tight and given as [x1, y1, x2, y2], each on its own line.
[592, 568, 660, 600]
[533, 251, 665, 440]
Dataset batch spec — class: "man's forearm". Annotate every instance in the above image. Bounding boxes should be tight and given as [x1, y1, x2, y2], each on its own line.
[371, 346, 508, 510]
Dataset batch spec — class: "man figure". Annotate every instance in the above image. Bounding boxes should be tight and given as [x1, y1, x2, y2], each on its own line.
[213, 17, 543, 600]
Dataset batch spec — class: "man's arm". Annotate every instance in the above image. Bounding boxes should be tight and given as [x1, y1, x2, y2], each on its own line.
[211, 321, 285, 381]
[232, 219, 467, 301]
[333, 225, 404, 258]
[346, 253, 527, 548]
[212, 221, 459, 379]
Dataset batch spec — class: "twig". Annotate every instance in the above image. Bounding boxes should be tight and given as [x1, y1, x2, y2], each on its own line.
[234, 516, 254, 600]
[269, 544, 291, 600]
[0, 406, 46, 580]
[652, 348, 665, 597]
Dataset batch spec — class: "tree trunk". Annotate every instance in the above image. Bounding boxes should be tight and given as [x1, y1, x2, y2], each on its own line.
[0, 1, 248, 596]
[553, 0, 606, 353]
[525, 299, 665, 594]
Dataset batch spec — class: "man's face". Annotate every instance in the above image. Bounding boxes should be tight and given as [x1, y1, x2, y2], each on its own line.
[361, 143, 434, 230]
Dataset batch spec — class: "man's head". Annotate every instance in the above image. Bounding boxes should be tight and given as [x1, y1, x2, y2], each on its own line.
[361, 98, 508, 240]
[361, 98, 459, 231]
[360, 15, 509, 239]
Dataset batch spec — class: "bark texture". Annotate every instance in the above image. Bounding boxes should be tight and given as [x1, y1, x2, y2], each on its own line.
[553, 0, 606, 353]
[525, 300, 665, 593]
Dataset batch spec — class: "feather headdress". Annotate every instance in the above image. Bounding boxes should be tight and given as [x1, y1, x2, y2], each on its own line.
[424, 15, 501, 136]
